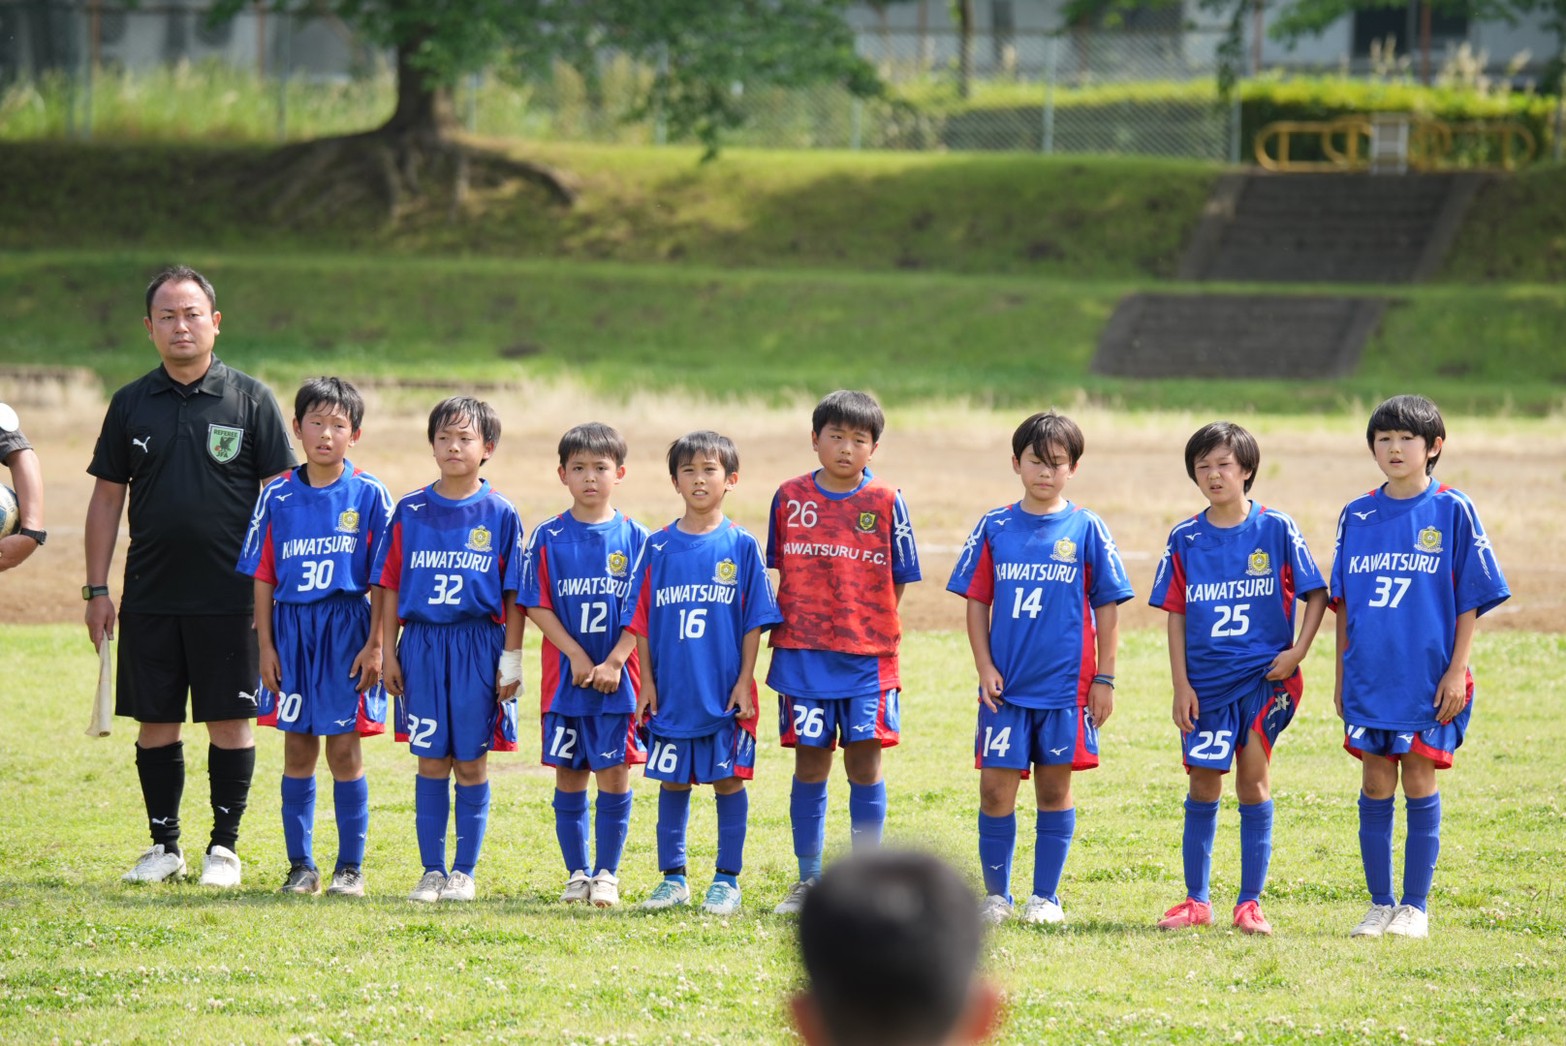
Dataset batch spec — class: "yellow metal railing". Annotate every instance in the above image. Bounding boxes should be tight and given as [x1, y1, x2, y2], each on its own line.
[1254, 117, 1537, 172]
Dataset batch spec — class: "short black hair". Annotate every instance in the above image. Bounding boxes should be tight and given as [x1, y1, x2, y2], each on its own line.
[558, 422, 628, 468]
[427, 396, 501, 454]
[294, 376, 365, 430]
[1184, 421, 1260, 494]
[1367, 394, 1445, 474]
[145, 265, 216, 318]
[812, 390, 885, 443]
[1012, 410, 1084, 467]
[667, 430, 739, 477]
[798, 850, 983, 1046]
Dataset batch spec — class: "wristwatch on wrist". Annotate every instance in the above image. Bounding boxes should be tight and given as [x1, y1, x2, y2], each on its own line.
[17, 527, 45, 546]
[83, 584, 110, 600]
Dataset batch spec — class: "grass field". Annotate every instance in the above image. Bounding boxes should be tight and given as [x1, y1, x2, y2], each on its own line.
[2, 625, 1563, 1043]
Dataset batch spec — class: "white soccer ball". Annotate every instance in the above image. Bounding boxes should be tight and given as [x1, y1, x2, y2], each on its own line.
[0, 484, 17, 537]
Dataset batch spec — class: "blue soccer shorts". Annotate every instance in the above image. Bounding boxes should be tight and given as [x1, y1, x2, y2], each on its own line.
[778, 690, 901, 750]
[974, 702, 1099, 773]
[1343, 701, 1472, 770]
[643, 718, 758, 784]
[541, 710, 647, 771]
[258, 595, 386, 737]
[1181, 671, 1303, 773]
[393, 618, 517, 762]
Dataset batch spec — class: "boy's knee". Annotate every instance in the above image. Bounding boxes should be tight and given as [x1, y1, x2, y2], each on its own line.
[794, 745, 834, 783]
[1187, 769, 1224, 804]
[842, 742, 882, 785]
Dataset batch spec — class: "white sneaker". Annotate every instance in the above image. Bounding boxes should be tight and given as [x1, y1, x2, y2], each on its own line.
[1350, 903, 1397, 938]
[325, 866, 366, 897]
[702, 880, 742, 916]
[980, 894, 1014, 925]
[641, 878, 691, 910]
[589, 871, 620, 908]
[561, 869, 591, 904]
[1384, 904, 1429, 938]
[1021, 894, 1066, 925]
[773, 878, 816, 916]
[409, 870, 447, 903]
[198, 846, 242, 887]
[439, 870, 476, 901]
[122, 844, 187, 883]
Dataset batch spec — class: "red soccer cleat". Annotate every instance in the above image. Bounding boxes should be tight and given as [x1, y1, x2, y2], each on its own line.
[1233, 899, 1273, 936]
[1157, 897, 1214, 929]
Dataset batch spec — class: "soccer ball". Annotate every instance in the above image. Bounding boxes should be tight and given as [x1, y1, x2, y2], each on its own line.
[0, 484, 18, 537]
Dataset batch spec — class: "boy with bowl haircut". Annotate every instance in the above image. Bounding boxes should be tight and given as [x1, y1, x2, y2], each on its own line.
[1148, 421, 1328, 935]
[768, 390, 921, 915]
[627, 431, 782, 915]
[1332, 395, 1508, 939]
[238, 377, 394, 896]
[947, 411, 1133, 925]
[519, 422, 649, 908]
[373, 396, 526, 903]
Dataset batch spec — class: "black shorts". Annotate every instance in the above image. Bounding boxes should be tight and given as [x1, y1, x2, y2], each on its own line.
[115, 612, 260, 723]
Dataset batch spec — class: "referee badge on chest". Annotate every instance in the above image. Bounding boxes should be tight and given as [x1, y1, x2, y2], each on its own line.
[207, 424, 244, 463]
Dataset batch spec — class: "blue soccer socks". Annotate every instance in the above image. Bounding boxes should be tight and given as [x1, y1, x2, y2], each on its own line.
[553, 788, 591, 873]
[1358, 793, 1397, 907]
[978, 811, 1017, 902]
[1033, 807, 1076, 905]
[595, 790, 634, 876]
[414, 774, 451, 874]
[135, 740, 185, 854]
[1238, 799, 1274, 905]
[281, 774, 316, 869]
[790, 777, 829, 881]
[657, 787, 692, 874]
[715, 788, 748, 876]
[452, 781, 490, 877]
[848, 780, 887, 848]
[1401, 793, 1442, 912]
[334, 775, 370, 870]
[1181, 797, 1220, 904]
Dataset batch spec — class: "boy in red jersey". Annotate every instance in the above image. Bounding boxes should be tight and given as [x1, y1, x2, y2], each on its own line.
[767, 390, 921, 914]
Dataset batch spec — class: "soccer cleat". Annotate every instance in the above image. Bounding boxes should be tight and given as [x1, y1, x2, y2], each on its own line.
[1232, 900, 1272, 936]
[640, 878, 691, 910]
[773, 879, 816, 916]
[561, 869, 591, 904]
[1020, 894, 1066, 925]
[279, 863, 321, 895]
[325, 866, 366, 897]
[1350, 903, 1397, 938]
[409, 870, 447, 903]
[1157, 898, 1215, 930]
[199, 846, 243, 888]
[979, 894, 1014, 925]
[702, 881, 742, 916]
[122, 844, 187, 883]
[589, 871, 620, 909]
[1384, 904, 1429, 939]
[439, 870, 477, 902]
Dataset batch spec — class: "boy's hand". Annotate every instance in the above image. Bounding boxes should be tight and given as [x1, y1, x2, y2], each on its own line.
[727, 681, 755, 721]
[637, 678, 658, 719]
[568, 650, 595, 688]
[1333, 680, 1344, 720]
[976, 669, 1004, 713]
[589, 661, 623, 694]
[259, 644, 283, 696]
[1088, 681, 1114, 728]
[1171, 683, 1200, 733]
[349, 642, 382, 693]
[1434, 664, 1469, 724]
[497, 647, 523, 701]
[1265, 646, 1305, 682]
[383, 650, 404, 697]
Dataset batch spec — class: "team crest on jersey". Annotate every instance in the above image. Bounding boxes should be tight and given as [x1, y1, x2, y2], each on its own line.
[1246, 549, 1271, 577]
[1416, 526, 1443, 553]
[607, 550, 628, 577]
[466, 525, 493, 553]
[857, 511, 878, 532]
[336, 508, 361, 534]
[1051, 538, 1078, 564]
[206, 424, 243, 464]
[713, 558, 739, 586]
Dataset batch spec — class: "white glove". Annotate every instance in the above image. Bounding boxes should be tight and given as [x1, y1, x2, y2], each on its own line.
[498, 648, 524, 690]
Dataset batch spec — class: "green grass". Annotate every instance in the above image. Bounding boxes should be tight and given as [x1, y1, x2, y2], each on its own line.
[3, 625, 1563, 1043]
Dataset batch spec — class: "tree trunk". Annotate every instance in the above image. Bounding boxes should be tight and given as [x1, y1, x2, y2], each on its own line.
[957, 0, 975, 100]
[383, 36, 458, 139]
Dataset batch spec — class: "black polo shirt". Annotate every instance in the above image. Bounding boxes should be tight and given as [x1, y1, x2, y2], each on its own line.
[88, 357, 295, 614]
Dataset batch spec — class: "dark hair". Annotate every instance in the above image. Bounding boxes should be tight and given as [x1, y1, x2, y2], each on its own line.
[294, 376, 366, 430]
[1367, 394, 1445, 474]
[145, 265, 217, 318]
[1184, 421, 1260, 494]
[427, 396, 501, 453]
[558, 422, 628, 468]
[667, 430, 739, 477]
[1012, 410, 1085, 467]
[799, 850, 983, 1046]
[812, 390, 885, 443]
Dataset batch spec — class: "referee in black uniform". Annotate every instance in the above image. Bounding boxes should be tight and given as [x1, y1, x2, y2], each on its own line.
[84, 266, 295, 887]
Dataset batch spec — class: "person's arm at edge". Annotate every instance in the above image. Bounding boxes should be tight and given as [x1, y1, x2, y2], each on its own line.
[0, 447, 44, 571]
[379, 585, 403, 697]
[966, 598, 1003, 712]
[1089, 601, 1119, 728]
[1167, 611, 1199, 733]
[255, 578, 281, 694]
[727, 626, 762, 719]
[83, 478, 126, 648]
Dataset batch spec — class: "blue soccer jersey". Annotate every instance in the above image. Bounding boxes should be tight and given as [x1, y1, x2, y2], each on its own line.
[237, 461, 394, 601]
[519, 510, 649, 717]
[627, 518, 783, 739]
[1330, 481, 1508, 731]
[1147, 502, 1326, 710]
[947, 502, 1135, 710]
[372, 480, 524, 624]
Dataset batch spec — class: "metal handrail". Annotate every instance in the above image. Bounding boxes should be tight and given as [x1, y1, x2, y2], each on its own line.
[1254, 117, 1537, 171]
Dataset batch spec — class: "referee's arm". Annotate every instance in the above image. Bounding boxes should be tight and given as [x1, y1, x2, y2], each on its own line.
[84, 478, 127, 648]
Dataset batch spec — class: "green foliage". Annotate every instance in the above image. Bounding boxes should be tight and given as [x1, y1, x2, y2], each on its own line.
[1442, 163, 1566, 281]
